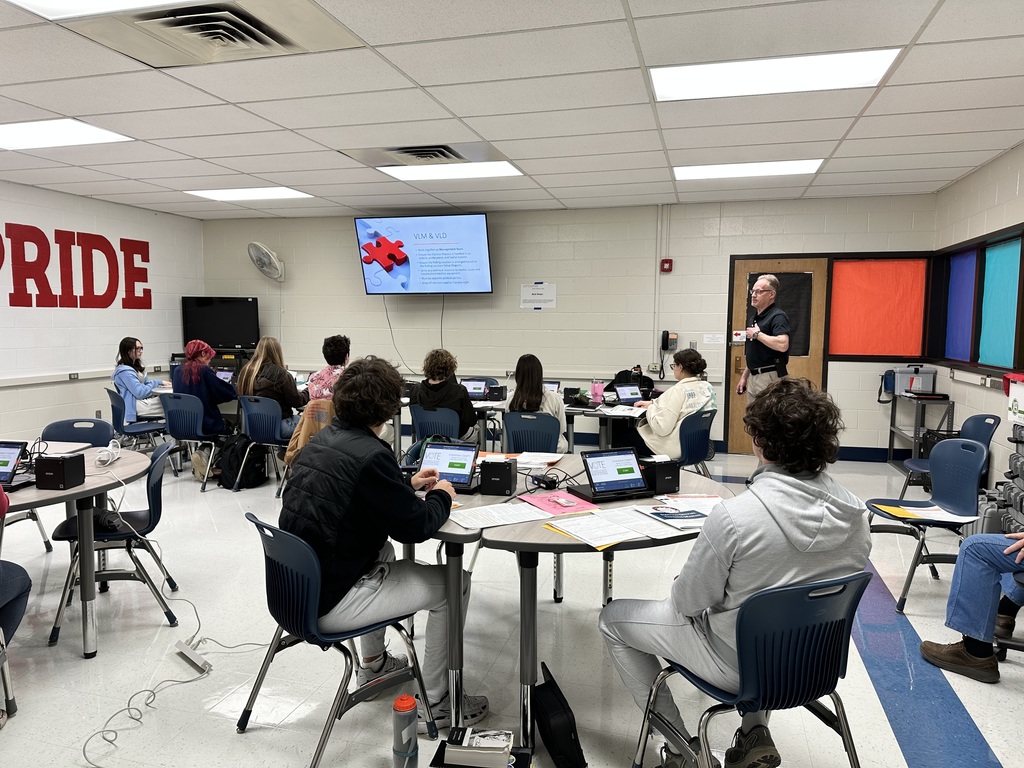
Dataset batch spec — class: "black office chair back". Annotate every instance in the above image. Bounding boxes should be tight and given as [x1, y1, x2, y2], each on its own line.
[239, 396, 285, 444]
[106, 389, 130, 433]
[961, 414, 1000, 449]
[731, 572, 871, 714]
[141, 442, 174, 535]
[159, 393, 210, 441]
[929, 439, 988, 515]
[504, 412, 559, 452]
[246, 512, 324, 647]
[678, 409, 717, 466]
[41, 418, 115, 447]
[409, 404, 461, 441]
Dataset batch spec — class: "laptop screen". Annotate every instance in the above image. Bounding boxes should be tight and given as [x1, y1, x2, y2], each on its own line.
[215, 369, 234, 383]
[419, 443, 478, 485]
[0, 441, 27, 483]
[543, 380, 560, 392]
[461, 379, 487, 398]
[581, 448, 648, 494]
[615, 384, 643, 404]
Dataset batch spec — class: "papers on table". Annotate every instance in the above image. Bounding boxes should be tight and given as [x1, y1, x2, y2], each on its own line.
[515, 452, 564, 469]
[593, 506, 682, 539]
[546, 515, 643, 549]
[636, 505, 708, 530]
[872, 503, 978, 523]
[448, 502, 549, 530]
[597, 404, 645, 418]
[656, 494, 724, 516]
[523, 490, 596, 515]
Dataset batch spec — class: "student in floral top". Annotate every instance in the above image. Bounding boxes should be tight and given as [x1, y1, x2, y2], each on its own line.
[308, 335, 350, 400]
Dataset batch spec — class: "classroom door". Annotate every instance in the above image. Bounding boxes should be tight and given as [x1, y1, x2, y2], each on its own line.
[726, 257, 829, 454]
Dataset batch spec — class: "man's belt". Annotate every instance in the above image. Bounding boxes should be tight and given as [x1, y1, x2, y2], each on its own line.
[750, 365, 777, 375]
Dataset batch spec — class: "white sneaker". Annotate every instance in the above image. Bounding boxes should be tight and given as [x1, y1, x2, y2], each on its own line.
[355, 652, 408, 700]
[417, 691, 489, 733]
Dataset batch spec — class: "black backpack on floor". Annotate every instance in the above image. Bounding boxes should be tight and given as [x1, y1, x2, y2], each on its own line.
[217, 434, 268, 489]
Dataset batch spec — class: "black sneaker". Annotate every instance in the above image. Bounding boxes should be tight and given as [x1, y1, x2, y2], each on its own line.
[724, 725, 781, 768]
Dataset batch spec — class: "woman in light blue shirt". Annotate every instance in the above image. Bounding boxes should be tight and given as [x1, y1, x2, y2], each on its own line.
[112, 336, 164, 423]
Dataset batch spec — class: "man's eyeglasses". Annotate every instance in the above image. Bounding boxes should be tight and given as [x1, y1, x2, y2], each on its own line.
[750, 289, 774, 295]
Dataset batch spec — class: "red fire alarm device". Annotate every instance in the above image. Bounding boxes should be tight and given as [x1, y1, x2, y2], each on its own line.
[660, 259, 673, 273]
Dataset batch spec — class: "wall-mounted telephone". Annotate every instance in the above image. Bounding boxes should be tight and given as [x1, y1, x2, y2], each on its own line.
[661, 330, 678, 352]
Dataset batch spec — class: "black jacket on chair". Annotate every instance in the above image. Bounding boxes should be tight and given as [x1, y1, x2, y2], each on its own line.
[279, 418, 452, 616]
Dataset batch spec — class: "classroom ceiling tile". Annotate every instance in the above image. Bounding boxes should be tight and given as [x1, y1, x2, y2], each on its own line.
[89, 159, 241, 180]
[663, 118, 852, 149]
[300, 120, 481, 150]
[0, 24, 143, 86]
[633, 0, 933, 66]
[427, 70, 648, 117]
[0, 94, 59, 124]
[888, 37, 1024, 85]
[516, 151, 668, 175]
[0, 152, 65, 171]
[545, 181, 676, 198]
[377, 23, 639, 86]
[211, 151, 364, 174]
[39, 178, 169, 196]
[461, 199, 565, 211]
[87, 105, 281, 140]
[253, 167, 393, 186]
[834, 130, 1024, 158]
[804, 181, 944, 196]
[19, 141, 186, 166]
[823, 151, 1002, 173]
[867, 78, 1024, 116]
[849, 106, 1024, 139]
[627, 0, 803, 16]
[667, 142, 838, 167]
[242, 89, 454, 130]
[431, 189, 557, 204]
[657, 89, 871, 129]
[0, 71, 221, 116]
[0, 166, 121, 185]
[532, 168, 672, 188]
[675, 187, 808, 203]
[403, 176, 543, 193]
[557, 192, 677, 207]
[164, 48, 414, 102]
[148, 174, 273, 191]
[465, 104, 657, 141]
[294, 181, 424, 197]
[151, 131, 328, 158]
[918, 0, 1024, 43]
[812, 168, 972, 186]
[675, 175, 817, 193]
[492, 131, 665, 160]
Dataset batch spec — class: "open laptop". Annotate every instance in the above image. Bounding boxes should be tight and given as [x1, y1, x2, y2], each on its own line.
[614, 383, 643, 404]
[418, 442, 481, 493]
[460, 378, 488, 400]
[0, 440, 34, 493]
[544, 380, 560, 392]
[566, 448, 653, 503]
[214, 369, 234, 383]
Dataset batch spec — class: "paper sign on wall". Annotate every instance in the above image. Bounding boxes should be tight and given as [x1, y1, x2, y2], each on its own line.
[521, 282, 556, 310]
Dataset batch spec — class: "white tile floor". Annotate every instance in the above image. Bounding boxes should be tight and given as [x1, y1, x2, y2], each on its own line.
[1, 449, 1018, 767]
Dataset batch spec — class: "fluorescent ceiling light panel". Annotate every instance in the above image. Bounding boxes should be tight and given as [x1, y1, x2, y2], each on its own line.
[5, 1, 189, 20]
[674, 159, 823, 181]
[377, 161, 522, 181]
[184, 187, 312, 201]
[651, 49, 901, 101]
[0, 118, 132, 150]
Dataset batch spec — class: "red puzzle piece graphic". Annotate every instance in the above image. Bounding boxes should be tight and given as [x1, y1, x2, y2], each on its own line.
[361, 236, 408, 272]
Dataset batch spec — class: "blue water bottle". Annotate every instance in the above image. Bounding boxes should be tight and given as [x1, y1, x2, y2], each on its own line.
[392, 694, 418, 768]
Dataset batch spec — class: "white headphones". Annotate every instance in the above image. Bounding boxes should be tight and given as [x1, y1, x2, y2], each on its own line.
[95, 440, 122, 467]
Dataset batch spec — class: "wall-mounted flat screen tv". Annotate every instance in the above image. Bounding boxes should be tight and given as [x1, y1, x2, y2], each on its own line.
[181, 296, 260, 350]
[355, 213, 493, 295]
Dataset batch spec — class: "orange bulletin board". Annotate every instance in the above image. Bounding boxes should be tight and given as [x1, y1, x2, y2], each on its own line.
[829, 259, 927, 356]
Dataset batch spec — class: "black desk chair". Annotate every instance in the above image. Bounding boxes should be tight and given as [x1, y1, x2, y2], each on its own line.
[236, 396, 289, 493]
[159, 393, 220, 491]
[899, 413, 999, 499]
[47, 442, 178, 647]
[677, 409, 717, 478]
[106, 389, 166, 451]
[504, 412, 560, 452]
[867, 439, 987, 612]
[633, 573, 871, 768]
[237, 513, 437, 768]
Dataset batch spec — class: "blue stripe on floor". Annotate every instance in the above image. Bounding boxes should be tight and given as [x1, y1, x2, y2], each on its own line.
[853, 560, 1002, 767]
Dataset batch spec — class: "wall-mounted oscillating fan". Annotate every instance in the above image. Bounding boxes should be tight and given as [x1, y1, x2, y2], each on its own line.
[248, 242, 285, 282]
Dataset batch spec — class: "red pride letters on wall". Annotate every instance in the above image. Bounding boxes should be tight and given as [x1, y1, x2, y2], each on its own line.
[1, 222, 152, 309]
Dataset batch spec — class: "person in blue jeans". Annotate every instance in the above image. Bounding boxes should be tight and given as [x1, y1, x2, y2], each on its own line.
[920, 532, 1024, 683]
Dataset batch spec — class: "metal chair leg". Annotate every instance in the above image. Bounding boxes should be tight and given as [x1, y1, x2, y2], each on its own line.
[309, 644, 355, 768]
[124, 546, 178, 626]
[237, 626, 285, 732]
[0, 627, 16, 717]
[138, 537, 178, 591]
[896, 530, 928, 613]
[30, 510, 53, 553]
[233, 442, 258, 492]
[898, 471, 913, 500]
[200, 442, 216, 492]
[49, 545, 81, 646]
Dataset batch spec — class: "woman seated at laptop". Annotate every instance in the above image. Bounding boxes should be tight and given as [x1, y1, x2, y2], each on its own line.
[112, 336, 165, 423]
[410, 349, 478, 442]
[171, 340, 237, 435]
[237, 336, 309, 440]
[508, 353, 568, 453]
[613, 348, 716, 460]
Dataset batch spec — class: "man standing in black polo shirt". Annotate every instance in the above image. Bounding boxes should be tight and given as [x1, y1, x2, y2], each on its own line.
[736, 274, 790, 402]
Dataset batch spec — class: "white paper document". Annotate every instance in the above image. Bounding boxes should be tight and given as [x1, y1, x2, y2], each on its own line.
[656, 494, 725, 516]
[871, 503, 978, 524]
[635, 504, 709, 530]
[514, 452, 563, 468]
[547, 514, 643, 549]
[449, 502, 549, 530]
[593, 506, 681, 539]
[598, 405, 645, 418]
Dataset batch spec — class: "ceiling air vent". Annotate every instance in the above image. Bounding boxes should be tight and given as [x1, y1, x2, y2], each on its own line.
[62, 0, 362, 68]
[385, 145, 468, 165]
[342, 142, 510, 169]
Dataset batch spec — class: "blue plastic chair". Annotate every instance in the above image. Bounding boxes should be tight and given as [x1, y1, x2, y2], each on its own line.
[48, 442, 178, 647]
[633, 572, 872, 768]
[677, 409, 717, 478]
[41, 418, 115, 447]
[237, 513, 437, 768]
[106, 388, 165, 451]
[867, 438, 988, 612]
[236, 396, 289, 493]
[159, 393, 220, 492]
[899, 413, 1000, 499]
[504, 412, 560, 453]
[410, 404, 461, 441]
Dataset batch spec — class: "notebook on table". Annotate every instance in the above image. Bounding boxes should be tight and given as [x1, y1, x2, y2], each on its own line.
[566, 448, 653, 503]
[614, 384, 643, 404]
[419, 442, 481, 493]
[0, 440, 34, 493]
[460, 379, 488, 400]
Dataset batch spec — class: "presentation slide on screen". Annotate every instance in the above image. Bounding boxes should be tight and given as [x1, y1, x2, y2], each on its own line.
[356, 215, 492, 294]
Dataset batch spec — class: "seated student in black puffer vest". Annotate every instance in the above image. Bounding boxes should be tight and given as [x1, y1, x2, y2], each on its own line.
[278, 356, 489, 731]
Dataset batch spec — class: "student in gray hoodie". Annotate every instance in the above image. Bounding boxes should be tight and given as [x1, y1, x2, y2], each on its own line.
[599, 378, 871, 768]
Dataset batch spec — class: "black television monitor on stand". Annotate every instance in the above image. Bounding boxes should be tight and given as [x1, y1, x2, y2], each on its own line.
[181, 296, 261, 351]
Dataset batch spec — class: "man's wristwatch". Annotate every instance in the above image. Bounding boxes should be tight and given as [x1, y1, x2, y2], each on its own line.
[753, 330, 760, 340]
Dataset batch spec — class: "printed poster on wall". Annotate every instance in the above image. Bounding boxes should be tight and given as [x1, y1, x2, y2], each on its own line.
[521, 282, 556, 310]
